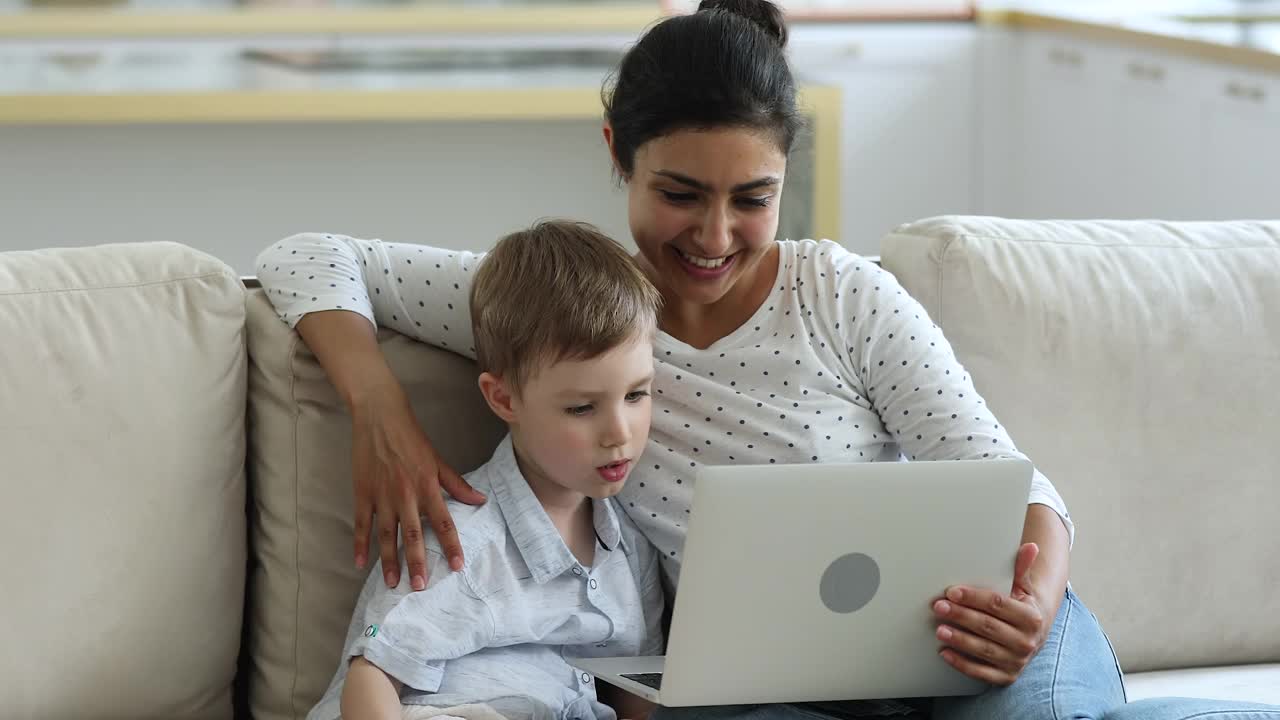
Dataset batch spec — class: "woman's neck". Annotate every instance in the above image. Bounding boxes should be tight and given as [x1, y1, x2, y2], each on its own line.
[657, 242, 780, 349]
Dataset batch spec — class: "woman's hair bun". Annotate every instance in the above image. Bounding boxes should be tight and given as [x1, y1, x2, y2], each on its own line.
[696, 0, 788, 47]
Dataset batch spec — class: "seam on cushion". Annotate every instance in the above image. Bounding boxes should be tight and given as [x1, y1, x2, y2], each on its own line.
[0, 270, 238, 297]
[933, 232, 1279, 252]
[285, 331, 304, 720]
[935, 231, 961, 331]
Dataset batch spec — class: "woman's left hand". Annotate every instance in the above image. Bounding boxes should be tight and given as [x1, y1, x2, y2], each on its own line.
[932, 542, 1050, 687]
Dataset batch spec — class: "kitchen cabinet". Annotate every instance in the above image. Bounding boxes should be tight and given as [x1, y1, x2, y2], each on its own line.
[790, 23, 978, 256]
[1202, 65, 1280, 219]
[1013, 33, 1122, 219]
[1106, 47, 1210, 220]
[1004, 30, 1279, 223]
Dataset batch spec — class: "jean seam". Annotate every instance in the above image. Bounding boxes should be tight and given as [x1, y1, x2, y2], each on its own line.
[1172, 707, 1280, 712]
[1095, 614, 1128, 704]
[1049, 593, 1074, 720]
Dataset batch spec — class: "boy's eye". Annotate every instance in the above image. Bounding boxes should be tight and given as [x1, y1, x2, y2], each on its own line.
[625, 390, 651, 403]
[659, 190, 696, 204]
[565, 404, 593, 416]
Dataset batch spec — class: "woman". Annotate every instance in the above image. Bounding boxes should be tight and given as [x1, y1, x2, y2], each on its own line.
[256, 1, 1279, 718]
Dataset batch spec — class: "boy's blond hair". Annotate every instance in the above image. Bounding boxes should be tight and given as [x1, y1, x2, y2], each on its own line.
[470, 220, 662, 394]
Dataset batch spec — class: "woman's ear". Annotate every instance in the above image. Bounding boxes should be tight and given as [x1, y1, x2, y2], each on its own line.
[477, 372, 517, 423]
[602, 122, 625, 179]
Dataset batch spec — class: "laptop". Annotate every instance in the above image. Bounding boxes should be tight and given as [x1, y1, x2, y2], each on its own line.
[568, 458, 1033, 706]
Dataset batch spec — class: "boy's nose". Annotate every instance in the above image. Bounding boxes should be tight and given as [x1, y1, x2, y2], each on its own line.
[600, 412, 631, 448]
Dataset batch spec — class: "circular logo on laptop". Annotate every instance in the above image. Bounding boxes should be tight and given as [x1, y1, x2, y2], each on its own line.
[820, 552, 880, 614]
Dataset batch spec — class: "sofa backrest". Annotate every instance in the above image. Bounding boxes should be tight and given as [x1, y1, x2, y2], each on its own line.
[0, 243, 247, 718]
[881, 216, 1280, 673]
[242, 289, 506, 720]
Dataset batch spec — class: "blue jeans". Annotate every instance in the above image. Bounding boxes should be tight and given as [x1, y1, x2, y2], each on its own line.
[650, 589, 1280, 720]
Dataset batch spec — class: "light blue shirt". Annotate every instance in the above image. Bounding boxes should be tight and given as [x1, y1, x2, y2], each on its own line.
[307, 435, 666, 720]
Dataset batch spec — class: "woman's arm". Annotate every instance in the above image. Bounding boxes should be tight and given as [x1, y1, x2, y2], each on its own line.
[255, 233, 487, 588]
[824, 250, 1071, 683]
[295, 309, 485, 588]
[341, 656, 404, 720]
[834, 259, 1074, 544]
[256, 232, 480, 355]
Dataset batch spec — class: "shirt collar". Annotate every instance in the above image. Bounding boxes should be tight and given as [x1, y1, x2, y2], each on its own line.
[486, 435, 627, 584]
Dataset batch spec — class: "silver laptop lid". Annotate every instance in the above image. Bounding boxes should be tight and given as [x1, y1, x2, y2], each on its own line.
[659, 459, 1033, 706]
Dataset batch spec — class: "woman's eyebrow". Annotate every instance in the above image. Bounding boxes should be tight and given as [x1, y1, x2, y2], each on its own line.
[653, 170, 781, 193]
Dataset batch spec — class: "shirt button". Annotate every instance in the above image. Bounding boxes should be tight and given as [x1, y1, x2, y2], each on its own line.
[589, 579, 598, 589]
[572, 567, 583, 576]
[581, 672, 592, 684]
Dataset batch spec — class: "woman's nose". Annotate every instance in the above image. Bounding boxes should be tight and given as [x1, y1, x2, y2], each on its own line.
[693, 204, 733, 257]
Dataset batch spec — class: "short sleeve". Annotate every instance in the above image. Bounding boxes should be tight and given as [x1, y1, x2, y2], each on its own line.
[345, 550, 496, 692]
[254, 232, 480, 358]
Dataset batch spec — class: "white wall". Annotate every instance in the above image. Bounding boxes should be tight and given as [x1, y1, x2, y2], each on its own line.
[2, 120, 630, 272]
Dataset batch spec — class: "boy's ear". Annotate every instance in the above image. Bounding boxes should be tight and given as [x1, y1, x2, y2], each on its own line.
[478, 372, 517, 423]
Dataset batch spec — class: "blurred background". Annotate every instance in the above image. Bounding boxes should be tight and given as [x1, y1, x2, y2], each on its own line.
[1, 0, 1276, 272]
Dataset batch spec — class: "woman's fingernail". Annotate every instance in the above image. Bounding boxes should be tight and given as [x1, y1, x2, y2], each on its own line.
[947, 587, 964, 602]
[355, 554, 366, 569]
[450, 556, 464, 572]
[412, 575, 426, 591]
[937, 626, 953, 641]
[385, 571, 397, 587]
[934, 600, 951, 615]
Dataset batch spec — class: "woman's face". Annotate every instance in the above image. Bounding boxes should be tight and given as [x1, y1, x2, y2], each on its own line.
[621, 127, 787, 310]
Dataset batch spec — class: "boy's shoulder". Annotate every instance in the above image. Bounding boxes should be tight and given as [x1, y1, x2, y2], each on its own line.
[425, 459, 511, 561]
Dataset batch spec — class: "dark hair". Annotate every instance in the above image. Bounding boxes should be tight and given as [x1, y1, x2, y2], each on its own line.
[603, 0, 801, 176]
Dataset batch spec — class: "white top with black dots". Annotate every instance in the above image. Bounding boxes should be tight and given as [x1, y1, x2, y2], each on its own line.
[256, 235, 1073, 583]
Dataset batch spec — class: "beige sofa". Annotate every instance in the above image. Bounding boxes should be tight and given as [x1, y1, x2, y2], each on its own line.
[2, 217, 1277, 719]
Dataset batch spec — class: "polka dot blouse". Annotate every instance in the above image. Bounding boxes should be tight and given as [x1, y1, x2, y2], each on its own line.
[257, 234, 1073, 584]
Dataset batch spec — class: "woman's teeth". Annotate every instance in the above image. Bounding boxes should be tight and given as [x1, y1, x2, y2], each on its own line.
[678, 249, 729, 269]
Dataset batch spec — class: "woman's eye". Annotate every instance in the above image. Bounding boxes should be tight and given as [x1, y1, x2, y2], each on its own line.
[737, 196, 772, 208]
[625, 390, 651, 402]
[659, 190, 697, 204]
[565, 404, 593, 416]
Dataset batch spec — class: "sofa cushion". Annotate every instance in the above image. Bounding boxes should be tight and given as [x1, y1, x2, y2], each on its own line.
[0, 242, 247, 719]
[243, 289, 506, 720]
[881, 217, 1280, 675]
[1126, 664, 1280, 704]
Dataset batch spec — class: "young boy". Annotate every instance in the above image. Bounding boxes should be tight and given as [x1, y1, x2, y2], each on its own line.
[307, 221, 666, 720]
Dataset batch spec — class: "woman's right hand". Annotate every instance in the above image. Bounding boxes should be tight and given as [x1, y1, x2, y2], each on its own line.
[350, 382, 487, 590]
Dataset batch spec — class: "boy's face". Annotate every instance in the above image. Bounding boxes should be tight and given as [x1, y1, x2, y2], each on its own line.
[502, 332, 655, 501]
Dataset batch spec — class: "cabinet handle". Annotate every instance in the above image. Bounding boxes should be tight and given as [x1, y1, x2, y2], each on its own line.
[1127, 61, 1166, 82]
[1049, 47, 1084, 67]
[1225, 81, 1267, 102]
